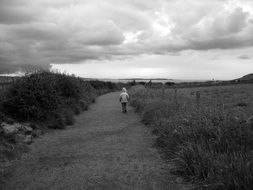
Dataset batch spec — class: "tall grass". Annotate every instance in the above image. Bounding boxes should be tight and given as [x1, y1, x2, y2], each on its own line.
[129, 85, 253, 190]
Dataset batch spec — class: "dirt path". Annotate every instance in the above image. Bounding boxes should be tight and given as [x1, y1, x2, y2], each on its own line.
[2, 92, 184, 190]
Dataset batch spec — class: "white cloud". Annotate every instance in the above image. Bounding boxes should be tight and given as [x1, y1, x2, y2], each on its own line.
[0, 0, 253, 76]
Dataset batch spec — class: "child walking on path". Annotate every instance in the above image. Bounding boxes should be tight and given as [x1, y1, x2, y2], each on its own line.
[119, 87, 129, 113]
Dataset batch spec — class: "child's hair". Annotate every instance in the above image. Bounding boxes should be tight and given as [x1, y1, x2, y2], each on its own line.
[122, 87, 127, 92]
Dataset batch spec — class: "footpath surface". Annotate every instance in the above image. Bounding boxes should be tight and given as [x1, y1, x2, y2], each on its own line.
[2, 92, 185, 190]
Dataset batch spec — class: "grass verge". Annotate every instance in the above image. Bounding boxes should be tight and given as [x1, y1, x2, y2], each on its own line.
[129, 85, 253, 190]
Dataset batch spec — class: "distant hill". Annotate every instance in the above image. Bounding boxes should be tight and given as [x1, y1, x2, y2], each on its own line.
[238, 73, 253, 81]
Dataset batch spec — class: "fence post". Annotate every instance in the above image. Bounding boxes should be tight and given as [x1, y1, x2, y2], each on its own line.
[162, 86, 165, 99]
[196, 91, 200, 108]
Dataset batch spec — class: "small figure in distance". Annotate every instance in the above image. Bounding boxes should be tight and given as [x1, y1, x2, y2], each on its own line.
[119, 87, 130, 113]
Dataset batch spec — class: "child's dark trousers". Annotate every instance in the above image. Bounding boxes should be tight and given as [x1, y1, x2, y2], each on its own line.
[121, 103, 127, 113]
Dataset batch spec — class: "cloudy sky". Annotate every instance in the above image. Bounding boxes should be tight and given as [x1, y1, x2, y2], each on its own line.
[0, 0, 253, 80]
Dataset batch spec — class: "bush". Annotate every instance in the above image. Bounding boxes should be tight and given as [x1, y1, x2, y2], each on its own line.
[165, 82, 175, 86]
[0, 71, 96, 128]
[0, 72, 119, 129]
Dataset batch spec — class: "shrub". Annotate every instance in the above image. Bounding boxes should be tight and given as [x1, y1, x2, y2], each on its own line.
[165, 82, 175, 86]
[55, 75, 83, 99]
[0, 71, 96, 128]
[0, 71, 119, 129]
[2, 72, 60, 121]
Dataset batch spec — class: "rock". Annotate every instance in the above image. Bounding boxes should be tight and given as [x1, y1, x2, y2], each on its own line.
[1, 123, 21, 137]
[24, 135, 33, 144]
[21, 125, 33, 134]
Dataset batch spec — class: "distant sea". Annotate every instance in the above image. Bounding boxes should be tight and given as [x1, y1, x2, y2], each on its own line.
[83, 78, 208, 84]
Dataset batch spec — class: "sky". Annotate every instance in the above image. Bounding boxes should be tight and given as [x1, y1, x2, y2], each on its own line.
[0, 0, 253, 80]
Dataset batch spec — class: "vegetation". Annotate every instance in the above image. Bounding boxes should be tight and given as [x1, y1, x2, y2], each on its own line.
[0, 71, 117, 129]
[237, 73, 253, 81]
[129, 84, 253, 190]
[0, 71, 121, 166]
[89, 80, 117, 95]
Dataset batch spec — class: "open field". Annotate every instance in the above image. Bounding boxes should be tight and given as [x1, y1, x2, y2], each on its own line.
[171, 84, 253, 113]
[129, 83, 253, 190]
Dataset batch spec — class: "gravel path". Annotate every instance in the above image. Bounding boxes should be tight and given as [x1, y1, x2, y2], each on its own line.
[2, 92, 185, 190]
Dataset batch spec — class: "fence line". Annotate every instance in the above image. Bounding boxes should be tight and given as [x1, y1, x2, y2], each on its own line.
[196, 91, 200, 108]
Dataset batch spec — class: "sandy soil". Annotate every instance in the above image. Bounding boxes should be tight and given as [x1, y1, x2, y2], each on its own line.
[1, 92, 185, 190]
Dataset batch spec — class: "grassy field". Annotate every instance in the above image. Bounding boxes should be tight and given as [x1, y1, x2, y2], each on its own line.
[129, 84, 253, 190]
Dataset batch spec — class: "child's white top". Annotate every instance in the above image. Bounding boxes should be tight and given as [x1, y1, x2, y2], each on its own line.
[120, 92, 129, 103]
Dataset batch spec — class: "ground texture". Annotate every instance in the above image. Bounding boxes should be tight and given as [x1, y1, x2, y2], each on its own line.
[2, 92, 185, 190]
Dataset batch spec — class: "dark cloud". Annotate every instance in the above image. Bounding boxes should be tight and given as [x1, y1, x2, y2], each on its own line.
[0, 55, 50, 74]
[0, 0, 253, 74]
[178, 7, 253, 51]
[8, 25, 66, 41]
[0, 0, 40, 24]
[227, 8, 249, 33]
[77, 22, 124, 46]
[0, 8, 36, 24]
[186, 35, 253, 50]
[208, 8, 249, 37]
